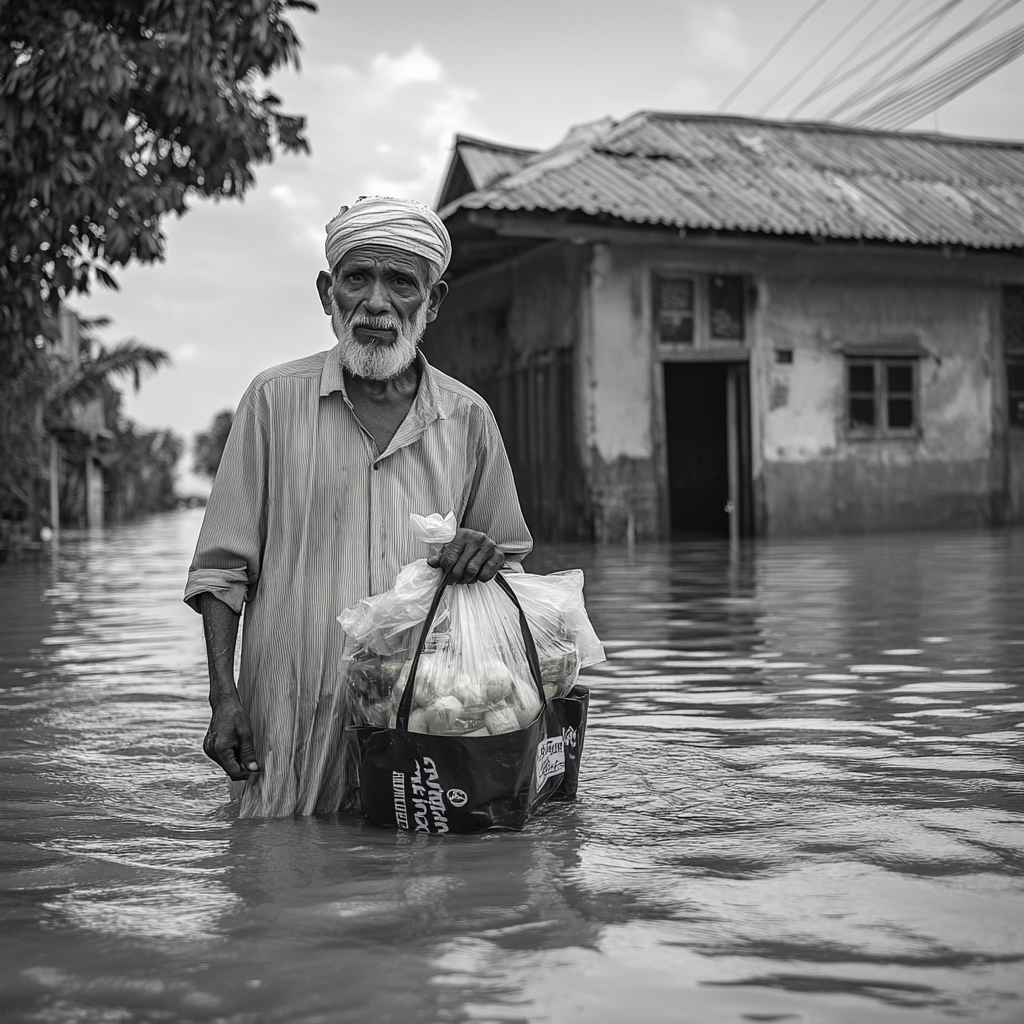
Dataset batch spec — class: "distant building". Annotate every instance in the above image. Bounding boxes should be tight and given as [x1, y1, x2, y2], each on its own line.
[50, 308, 110, 530]
[428, 112, 1024, 541]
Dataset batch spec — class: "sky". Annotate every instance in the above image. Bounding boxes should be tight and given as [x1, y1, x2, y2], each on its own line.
[76, 0, 1024, 494]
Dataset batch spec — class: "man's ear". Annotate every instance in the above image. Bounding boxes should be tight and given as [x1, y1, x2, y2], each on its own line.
[425, 280, 449, 323]
[316, 271, 333, 315]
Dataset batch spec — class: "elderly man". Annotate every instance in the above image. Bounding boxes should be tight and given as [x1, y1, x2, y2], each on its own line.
[184, 197, 532, 817]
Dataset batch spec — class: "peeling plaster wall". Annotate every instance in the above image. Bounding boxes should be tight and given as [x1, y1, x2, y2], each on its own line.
[425, 242, 593, 540]
[759, 277, 999, 532]
[580, 239, 1024, 538]
[424, 242, 586, 375]
[582, 244, 661, 542]
[433, 232, 1023, 541]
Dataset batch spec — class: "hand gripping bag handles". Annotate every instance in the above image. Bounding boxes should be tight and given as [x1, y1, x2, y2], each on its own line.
[346, 572, 590, 833]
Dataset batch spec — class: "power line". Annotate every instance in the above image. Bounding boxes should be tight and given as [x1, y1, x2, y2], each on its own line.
[867, 25, 1024, 128]
[787, 0, 938, 117]
[826, 0, 965, 117]
[756, 0, 885, 116]
[824, 0, 1022, 121]
[867, 31, 1024, 130]
[788, 0, 962, 118]
[851, 21, 1024, 129]
[717, 0, 833, 112]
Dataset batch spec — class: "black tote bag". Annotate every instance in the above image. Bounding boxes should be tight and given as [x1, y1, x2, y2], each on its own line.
[345, 572, 589, 833]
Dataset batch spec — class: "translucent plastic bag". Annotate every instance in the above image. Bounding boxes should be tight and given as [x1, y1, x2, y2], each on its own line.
[337, 513, 605, 738]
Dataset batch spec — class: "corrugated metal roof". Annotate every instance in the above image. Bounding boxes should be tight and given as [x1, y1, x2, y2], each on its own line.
[438, 113, 1024, 250]
[454, 135, 539, 191]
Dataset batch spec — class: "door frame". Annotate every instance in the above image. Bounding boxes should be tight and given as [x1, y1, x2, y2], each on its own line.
[656, 353, 754, 540]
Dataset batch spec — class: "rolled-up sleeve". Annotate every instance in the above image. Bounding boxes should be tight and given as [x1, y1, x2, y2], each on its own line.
[184, 384, 269, 614]
[462, 404, 533, 570]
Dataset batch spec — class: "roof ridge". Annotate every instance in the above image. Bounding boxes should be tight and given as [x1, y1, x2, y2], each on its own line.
[477, 116, 622, 193]
[631, 109, 1024, 150]
[439, 110, 1023, 251]
[454, 133, 541, 156]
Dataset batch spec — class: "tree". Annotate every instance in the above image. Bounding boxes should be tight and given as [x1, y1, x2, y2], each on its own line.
[45, 315, 171, 429]
[0, 0, 315, 365]
[0, 311, 171, 550]
[193, 409, 233, 480]
[106, 414, 184, 522]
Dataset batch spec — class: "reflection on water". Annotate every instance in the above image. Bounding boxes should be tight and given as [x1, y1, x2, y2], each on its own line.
[1, 510, 1022, 1023]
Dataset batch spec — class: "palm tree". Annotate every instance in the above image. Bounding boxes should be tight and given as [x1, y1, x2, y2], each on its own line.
[0, 311, 172, 554]
[46, 315, 170, 420]
[45, 314, 171, 533]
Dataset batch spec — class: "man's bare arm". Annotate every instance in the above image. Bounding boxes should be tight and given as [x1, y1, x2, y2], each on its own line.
[200, 592, 260, 780]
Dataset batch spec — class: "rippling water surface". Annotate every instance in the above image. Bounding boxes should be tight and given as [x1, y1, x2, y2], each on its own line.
[1, 510, 1022, 1023]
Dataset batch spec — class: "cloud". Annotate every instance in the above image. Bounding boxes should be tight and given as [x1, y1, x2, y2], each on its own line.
[369, 44, 443, 90]
[666, 76, 716, 110]
[269, 183, 311, 211]
[75, 44, 483, 451]
[271, 44, 481, 223]
[689, 4, 747, 72]
[664, 3, 748, 110]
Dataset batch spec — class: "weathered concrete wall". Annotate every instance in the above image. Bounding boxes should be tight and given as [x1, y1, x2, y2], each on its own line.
[424, 242, 588, 376]
[1010, 434, 1024, 521]
[580, 238, 1024, 538]
[426, 242, 593, 540]
[582, 244, 662, 542]
[759, 274, 998, 533]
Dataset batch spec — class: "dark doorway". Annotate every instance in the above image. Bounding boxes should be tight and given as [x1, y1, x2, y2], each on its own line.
[663, 361, 752, 539]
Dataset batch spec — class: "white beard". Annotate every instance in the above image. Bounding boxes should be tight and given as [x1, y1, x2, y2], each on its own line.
[331, 300, 427, 381]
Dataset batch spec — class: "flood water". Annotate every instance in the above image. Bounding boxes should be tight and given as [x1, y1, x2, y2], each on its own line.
[1, 509, 1022, 1024]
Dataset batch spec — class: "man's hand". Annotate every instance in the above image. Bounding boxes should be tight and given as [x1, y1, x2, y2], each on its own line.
[427, 528, 504, 584]
[203, 698, 261, 781]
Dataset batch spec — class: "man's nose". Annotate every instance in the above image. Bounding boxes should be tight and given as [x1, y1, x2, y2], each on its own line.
[363, 278, 391, 315]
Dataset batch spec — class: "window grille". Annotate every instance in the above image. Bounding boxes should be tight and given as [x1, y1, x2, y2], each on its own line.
[655, 276, 694, 343]
[654, 274, 746, 345]
[846, 357, 917, 436]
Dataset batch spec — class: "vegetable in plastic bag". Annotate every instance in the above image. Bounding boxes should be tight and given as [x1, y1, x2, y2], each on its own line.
[338, 512, 604, 738]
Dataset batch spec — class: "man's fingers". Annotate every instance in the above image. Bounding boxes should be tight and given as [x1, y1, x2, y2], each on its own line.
[456, 542, 502, 584]
[238, 729, 260, 773]
[221, 752, 254, 781]
[425, 532, 502, 583]
[205, 736, 253, 780]
[204, 715, 259, 780]
[428, 537, 466, 575]
[475, 549, 506, 584]
[449, 544, 477, 582]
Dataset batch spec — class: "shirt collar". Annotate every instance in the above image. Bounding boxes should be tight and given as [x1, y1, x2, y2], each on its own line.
[319, 344, 447, 424]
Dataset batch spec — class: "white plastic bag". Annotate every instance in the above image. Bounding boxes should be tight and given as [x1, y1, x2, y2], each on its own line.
[338, 514, 605, 737]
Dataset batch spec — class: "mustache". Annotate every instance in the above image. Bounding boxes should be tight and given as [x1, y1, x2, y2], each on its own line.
[349, 313, 400, 332]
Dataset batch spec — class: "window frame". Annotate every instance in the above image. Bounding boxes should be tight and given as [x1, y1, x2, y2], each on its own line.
[1003, 284, 1024, 429]
[845, 355, 920, 439]
[653, 273, 698, 345]
[651, 271, 749, 352]
[1007, 355, 1024, 429]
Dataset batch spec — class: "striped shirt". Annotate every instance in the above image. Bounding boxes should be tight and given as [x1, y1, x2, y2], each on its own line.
[184, 345, 532, 817]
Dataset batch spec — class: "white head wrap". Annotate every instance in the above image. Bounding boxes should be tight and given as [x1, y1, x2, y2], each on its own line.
[324, 196, 452, 280]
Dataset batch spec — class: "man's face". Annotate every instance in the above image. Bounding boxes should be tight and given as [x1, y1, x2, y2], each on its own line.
[316, 244, 447, 381]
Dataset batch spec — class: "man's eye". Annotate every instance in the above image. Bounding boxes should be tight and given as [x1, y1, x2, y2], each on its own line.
[344, 272, 364, 284]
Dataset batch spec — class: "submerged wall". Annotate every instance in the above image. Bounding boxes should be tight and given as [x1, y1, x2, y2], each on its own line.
[425, 242, 593, 541]
[758, 272, 999, 533]
[581, 238, 1024, 538]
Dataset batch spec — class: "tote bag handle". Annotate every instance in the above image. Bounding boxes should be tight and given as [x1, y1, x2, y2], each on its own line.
[395, 571, 546, 731]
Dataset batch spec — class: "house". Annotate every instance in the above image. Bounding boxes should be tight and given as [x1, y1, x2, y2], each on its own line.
[426, 112, 1024, 542]
[49, 308, 110, 531]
